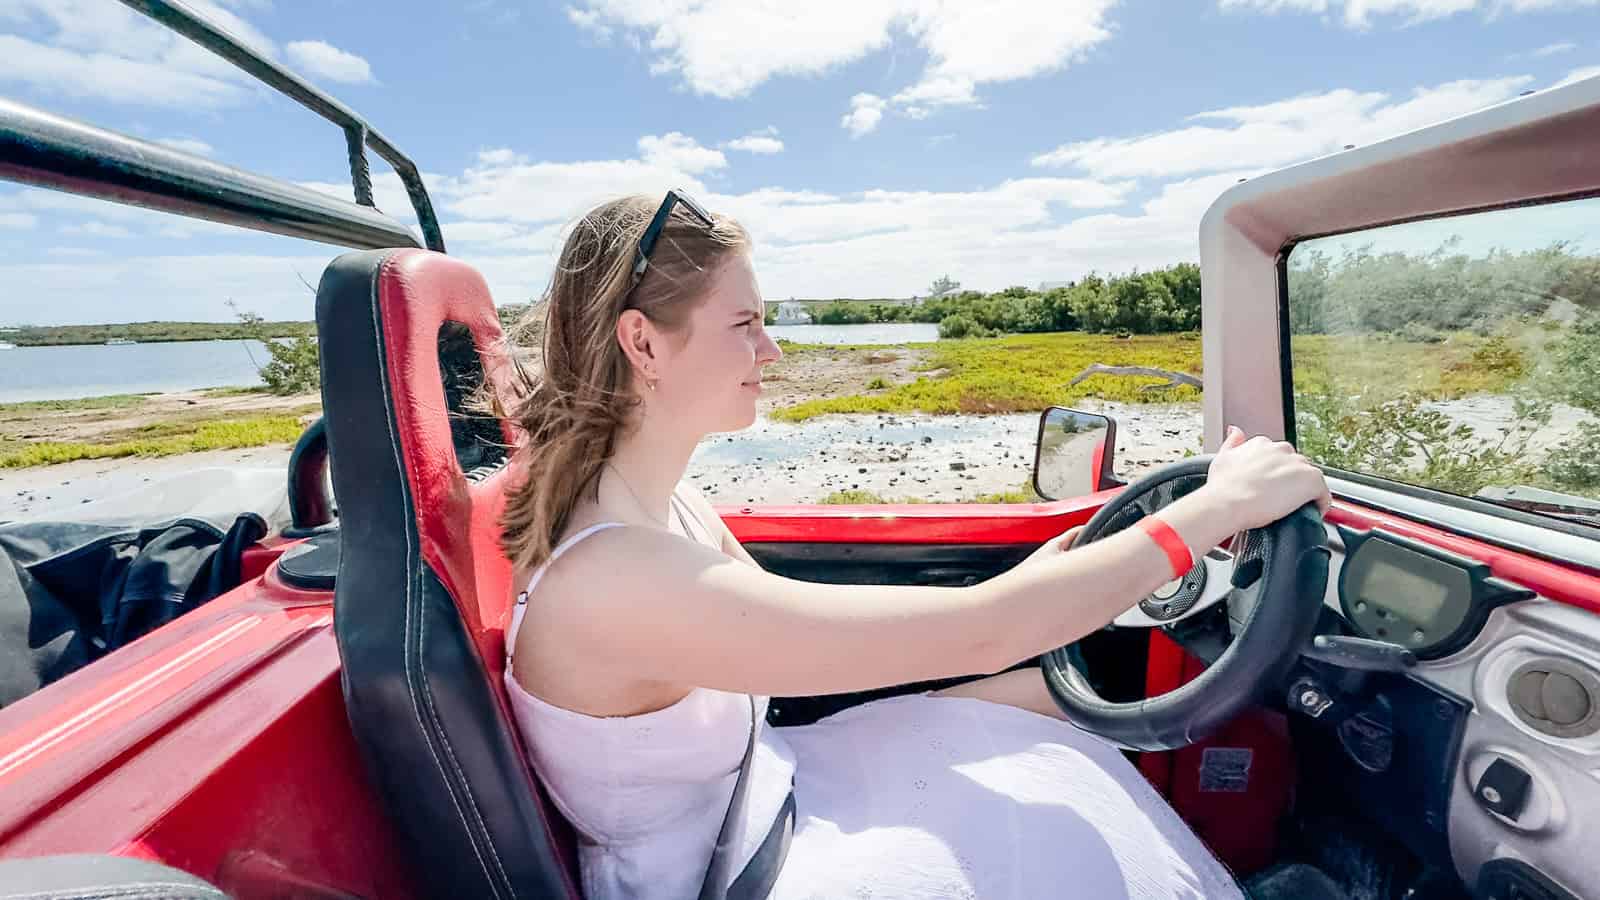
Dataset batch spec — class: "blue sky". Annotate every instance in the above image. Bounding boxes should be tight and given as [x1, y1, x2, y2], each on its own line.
[0, 0, 1596, 325]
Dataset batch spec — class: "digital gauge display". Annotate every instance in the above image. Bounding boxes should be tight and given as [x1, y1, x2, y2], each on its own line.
[1358, 559, 1451, 626]
[1336, 528, 1506, 659]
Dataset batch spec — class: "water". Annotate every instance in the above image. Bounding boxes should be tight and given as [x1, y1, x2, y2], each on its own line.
[0, 324, 939, 402]
[0, 339, 270, 402]
[766, 323, 938, 344]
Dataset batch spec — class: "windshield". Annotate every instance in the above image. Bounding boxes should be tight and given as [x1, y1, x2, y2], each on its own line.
[1284, 196, 1600, 533]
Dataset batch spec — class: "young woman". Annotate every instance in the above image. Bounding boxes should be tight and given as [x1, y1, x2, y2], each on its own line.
[500, 192, 1332, 900]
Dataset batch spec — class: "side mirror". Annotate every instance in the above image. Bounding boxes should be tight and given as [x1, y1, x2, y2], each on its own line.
[1032, 407, 1121, 501]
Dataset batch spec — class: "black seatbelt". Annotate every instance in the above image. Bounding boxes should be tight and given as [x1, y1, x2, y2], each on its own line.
[697, 694, 795, 900]
[673, 496, 795, 900]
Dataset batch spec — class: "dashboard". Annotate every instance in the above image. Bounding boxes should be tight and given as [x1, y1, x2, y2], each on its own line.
[1141, 518, 1598, 899]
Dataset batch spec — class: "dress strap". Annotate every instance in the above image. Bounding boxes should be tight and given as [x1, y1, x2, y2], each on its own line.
[506, 522, 626, 667]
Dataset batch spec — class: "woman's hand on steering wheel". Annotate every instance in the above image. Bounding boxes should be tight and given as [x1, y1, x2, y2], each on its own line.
[1203, 426, 1332, 531]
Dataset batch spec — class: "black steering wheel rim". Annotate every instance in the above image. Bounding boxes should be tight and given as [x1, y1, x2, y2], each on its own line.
[1041, 455, 1330, 751]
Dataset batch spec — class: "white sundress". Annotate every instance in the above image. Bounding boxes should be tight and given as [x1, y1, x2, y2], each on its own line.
[503, 510, 1244, 900]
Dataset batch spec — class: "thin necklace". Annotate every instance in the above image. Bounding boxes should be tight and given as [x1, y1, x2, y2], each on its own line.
[605, 460, 668, 529]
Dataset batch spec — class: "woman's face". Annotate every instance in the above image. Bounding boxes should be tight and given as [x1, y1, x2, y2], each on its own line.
[656, 252, 783, 435]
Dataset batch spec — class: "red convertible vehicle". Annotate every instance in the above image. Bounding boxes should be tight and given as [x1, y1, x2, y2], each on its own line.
[2, 2, 1597, 898]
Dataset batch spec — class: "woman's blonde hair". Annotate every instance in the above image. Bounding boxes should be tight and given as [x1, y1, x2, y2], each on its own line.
[498, 194, 749, 572]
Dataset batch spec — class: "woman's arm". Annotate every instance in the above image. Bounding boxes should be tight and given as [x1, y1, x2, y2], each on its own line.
[522, 431, 1326, 701]
[524, 486, 1238, 699]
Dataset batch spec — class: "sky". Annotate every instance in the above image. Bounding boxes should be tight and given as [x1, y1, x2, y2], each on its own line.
[0, 0, 1597, 326]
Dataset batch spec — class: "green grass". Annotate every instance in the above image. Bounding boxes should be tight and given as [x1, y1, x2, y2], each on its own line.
[772, 332, 1204, 422]
[5, 320, 313, 347]
[773, 330, 1535, 424]
[1289, 331, 1528, 402]
[0, 413, 311, 468]
[0, 394, 152, 417]
[968, 486, 1041, 504]
[200, 385, 275, 397]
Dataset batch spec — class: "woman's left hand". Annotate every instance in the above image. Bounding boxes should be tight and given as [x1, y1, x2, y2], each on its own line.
[1018, 525, 1083, 569]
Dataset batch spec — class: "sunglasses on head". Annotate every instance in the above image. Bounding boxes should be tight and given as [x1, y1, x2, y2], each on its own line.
[632, 189, 716, 284]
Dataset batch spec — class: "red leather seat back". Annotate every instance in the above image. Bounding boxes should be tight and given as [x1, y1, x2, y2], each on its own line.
[316, 248, 582, 899]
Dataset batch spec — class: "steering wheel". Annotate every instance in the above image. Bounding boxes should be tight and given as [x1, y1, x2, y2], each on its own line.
[1041, 455, 1330, 751]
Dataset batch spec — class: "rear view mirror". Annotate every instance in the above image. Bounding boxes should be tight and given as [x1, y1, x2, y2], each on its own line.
[1032, 407, 1120, 501]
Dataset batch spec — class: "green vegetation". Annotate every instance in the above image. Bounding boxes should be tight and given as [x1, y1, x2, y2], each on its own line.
[1287, 232, 1600, 503]
[757, 265, 1202, 339]
[0, 394, 150, 416]
[231, 305, 320, 395]
[773, 332, 1203, 422]
[4, 320, 313, 347]
[1288, 331, 1531, 404]
[1287, 239, 1599, 336]
[0, 410, 315, 468]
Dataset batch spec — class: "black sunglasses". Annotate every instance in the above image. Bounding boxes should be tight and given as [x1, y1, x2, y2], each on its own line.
[632, 189, 716, 283]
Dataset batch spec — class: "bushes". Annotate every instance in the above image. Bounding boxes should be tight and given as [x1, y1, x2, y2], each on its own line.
[939, 313, 998, 339]
[230, 304, 321, 395]
[914, 264, 1200, 338]
[1286, 240, 1596, 336]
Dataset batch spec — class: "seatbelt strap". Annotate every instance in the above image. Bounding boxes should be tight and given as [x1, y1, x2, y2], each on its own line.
[696, 694, 795, 900]
[674, 498, 794, 899]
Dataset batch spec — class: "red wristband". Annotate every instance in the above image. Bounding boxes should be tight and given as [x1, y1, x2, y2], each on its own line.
[1137, 517, 1193, 579]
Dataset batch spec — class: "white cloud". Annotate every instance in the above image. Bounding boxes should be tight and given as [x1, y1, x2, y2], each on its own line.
[285, 39, 376, 84]
[443, 154, 711, 226]
[705, 177, 1136, 246]
[893, 0, 1112, 108]
[1032, 76, 1531, 178]
[1553, 65, 1600, 88]
[60, 222, 135, 238]
[565, 0, 1115, 118]
[637, 132, 727, 174]
[741, 174, 1229, 300]
[1219, 0, 1598, 27]
[0, 34, 249, 109]
[0, 212, 37, 229]
[842, 93, 886, 138]
[44, 247, 103, 257]
[156, 137, 217, 157]
[476, 148, 527, 166]
[439, 221, 525, 243]
[726, 127, 784, 154]
[0, 0, 276, 109]
[1530, 40, 1577, 56]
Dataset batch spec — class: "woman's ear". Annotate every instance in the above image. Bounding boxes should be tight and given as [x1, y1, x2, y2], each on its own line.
[616, 309, 657, 382]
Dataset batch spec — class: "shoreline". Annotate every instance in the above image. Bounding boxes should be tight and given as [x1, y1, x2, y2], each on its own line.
[2, 402, 1207, 519]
